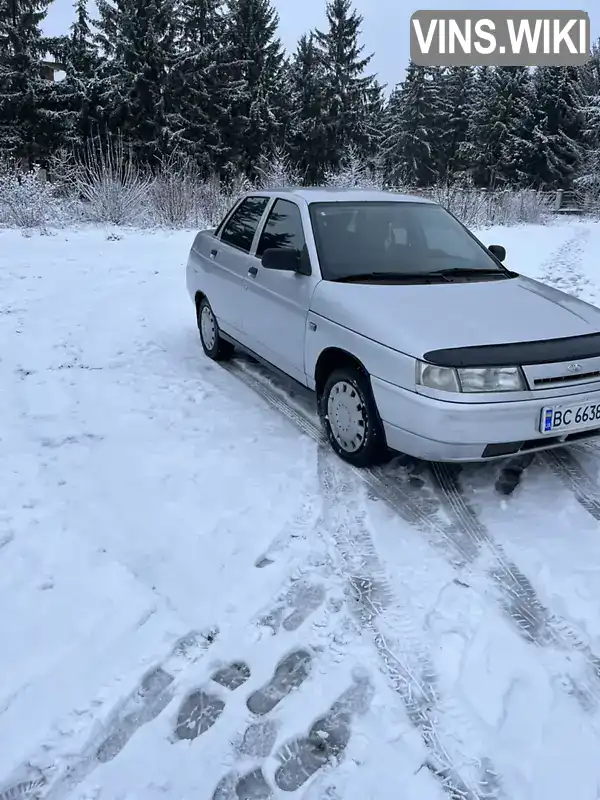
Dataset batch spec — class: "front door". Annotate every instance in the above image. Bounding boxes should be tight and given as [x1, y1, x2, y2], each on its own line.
[242, 198, 317, 385]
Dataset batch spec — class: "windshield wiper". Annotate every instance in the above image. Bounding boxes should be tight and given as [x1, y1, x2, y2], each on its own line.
[330, 272, 442, 283]
[426, 267, 507, 277]
[330, 268, 511, 283]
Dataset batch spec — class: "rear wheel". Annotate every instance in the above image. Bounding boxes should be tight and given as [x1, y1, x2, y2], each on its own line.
[318, 366, 387, 467]
[196, 297, 234, 361]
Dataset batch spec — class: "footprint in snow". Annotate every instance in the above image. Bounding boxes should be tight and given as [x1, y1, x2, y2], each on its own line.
[259, 580, 326, 634]
[173, 661, 251, 741]
[246, 649, 313, 716]
[212, 670, 374, 798]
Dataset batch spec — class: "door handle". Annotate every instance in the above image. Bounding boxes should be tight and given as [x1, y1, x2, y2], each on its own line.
[248, 266, 258, 277]
[210, 249, 218, 259]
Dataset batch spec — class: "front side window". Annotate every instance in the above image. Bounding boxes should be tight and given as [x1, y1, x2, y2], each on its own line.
[308, 201, 507, 281]
[256, 199, 307, 257]
[220, 196, 269, 253]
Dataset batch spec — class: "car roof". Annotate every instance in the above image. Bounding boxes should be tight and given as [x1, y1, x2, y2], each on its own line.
[241, 187, 437, 205]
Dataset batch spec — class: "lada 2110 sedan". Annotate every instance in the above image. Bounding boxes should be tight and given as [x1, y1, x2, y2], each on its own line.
[186, 188, 600, 467]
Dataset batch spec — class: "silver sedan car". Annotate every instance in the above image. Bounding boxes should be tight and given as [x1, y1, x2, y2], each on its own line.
[186, 188, 600, 467]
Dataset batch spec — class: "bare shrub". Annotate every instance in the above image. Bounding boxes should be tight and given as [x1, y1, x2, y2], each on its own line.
[424, 179, 487, 226]
[479, 188, 552, 226]
[0, 142, 559, 231]
[255, 146, 302, 189]
[420, 180, 552, 227]
[195, 171, 252, 228]
[0, 162, 58, 229]
[324, 145, 383, 190]
[73, 134, 152, 225]
[150, 151, 204, 228]
[574, 149, 600, 215]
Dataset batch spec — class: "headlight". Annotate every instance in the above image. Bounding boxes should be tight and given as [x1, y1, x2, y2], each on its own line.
[457, 366, 524, 392]
[416, 362, 461, 392]
[416, 361, 526, 393]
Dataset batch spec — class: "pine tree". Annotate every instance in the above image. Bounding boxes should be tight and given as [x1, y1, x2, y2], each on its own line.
[381, 62, 441, 186]
[532, 66, 586, 188]
[220, 0, 287, 177]
[0, 0, 69, 165]
[314, 0, 378, 172]
[94, 0, 178, 163]
[288, 32, 328, 183]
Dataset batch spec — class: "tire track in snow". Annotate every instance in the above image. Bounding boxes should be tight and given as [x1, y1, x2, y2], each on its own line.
[429, 463, 559, 645]
[431, 462, 600, 715]
[224, 360, 600, 726]
[318, 453, 501, 800]
[533, 224, 600, 521]
[541, 448, 600, 523]
[224, 362, 503, 800]
[0, 780, 45, 800]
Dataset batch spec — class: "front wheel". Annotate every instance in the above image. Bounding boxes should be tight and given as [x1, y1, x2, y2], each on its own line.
[196, 297, 234, 361]
[318, 366, 388, 467]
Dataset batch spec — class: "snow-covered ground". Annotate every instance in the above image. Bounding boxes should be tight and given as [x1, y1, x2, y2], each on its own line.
[2, 220, 600, 800]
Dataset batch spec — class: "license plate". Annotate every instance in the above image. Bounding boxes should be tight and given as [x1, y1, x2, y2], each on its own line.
[540, 402, 600, 434]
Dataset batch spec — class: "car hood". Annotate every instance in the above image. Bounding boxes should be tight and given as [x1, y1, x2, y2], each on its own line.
[310, 275, 600, 359]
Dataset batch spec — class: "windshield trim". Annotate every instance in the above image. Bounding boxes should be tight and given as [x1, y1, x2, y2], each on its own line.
[307, 200, 511, 282]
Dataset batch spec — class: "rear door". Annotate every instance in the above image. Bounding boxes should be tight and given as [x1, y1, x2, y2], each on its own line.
[201, 195, 270, 336]
[241, 198, 318, 384]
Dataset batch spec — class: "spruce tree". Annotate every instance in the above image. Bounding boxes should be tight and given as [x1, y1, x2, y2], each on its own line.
[461, 66, 537, 188]
[437, 66, 475, 182]
[381, 62, 441, 186]
[578, 40, 600, 155]
[576, 40, 600, 193]
[288, 33, 328, 183]
[532, 66, 586, 188]
[166, 0, 231, 173]
[314, 0, 378, 172]
[220, 0, 287, 177]
[0, 0, 68, 165]
[364, 78, 385, 170]
[498, 67, 538, 186]
[94, 0, 178, 163]
[59, 0, 102, 149]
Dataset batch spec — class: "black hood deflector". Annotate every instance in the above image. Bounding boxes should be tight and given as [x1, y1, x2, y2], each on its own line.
[424, 332, 600, 368]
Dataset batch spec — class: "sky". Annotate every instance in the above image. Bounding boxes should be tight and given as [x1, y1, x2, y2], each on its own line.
[43, 0, 599, 90]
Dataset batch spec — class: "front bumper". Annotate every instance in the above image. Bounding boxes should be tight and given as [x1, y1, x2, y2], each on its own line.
[371, 376, 600, 462]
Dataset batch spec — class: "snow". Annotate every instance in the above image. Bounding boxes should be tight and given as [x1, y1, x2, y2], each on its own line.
[2, 219, 600, 799]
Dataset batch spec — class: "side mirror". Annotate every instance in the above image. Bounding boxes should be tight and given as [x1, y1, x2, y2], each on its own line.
[261, 247, 308, 274]
[488, 244, 506, 262]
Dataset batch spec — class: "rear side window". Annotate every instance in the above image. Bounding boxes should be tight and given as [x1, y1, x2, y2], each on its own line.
[220, 196, 269, 253]
[256, 199, 306, 257]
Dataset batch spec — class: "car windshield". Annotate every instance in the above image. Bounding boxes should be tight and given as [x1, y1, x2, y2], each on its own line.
[308, 201, 505, 281]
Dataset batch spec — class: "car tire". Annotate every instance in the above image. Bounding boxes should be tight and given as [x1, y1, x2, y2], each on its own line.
[196, 297, 234, 361]
[319, 366, 388, 467]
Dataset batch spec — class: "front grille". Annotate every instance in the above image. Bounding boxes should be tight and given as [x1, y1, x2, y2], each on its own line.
[533, 370, 600, 388]
[523, 354, 600, 391]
